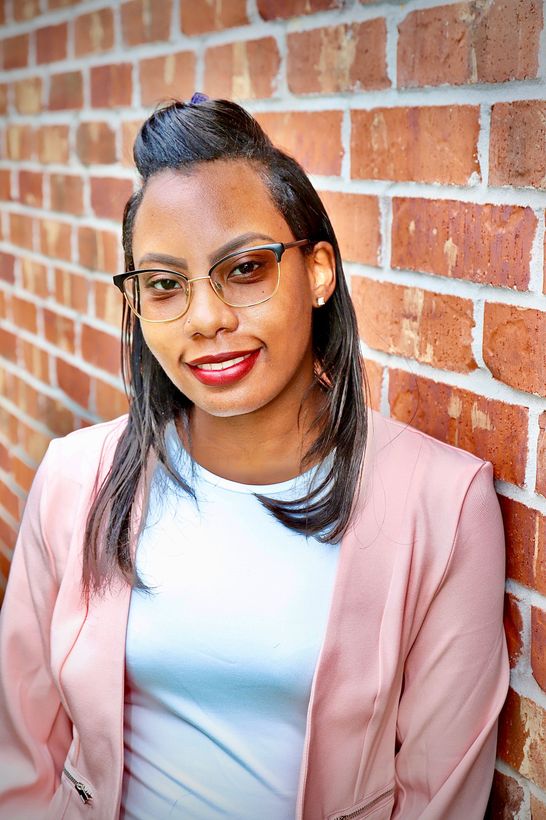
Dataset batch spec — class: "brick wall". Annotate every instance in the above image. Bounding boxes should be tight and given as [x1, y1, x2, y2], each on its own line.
[0, 0, 545, 814]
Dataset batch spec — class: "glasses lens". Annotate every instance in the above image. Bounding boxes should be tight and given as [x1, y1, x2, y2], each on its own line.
[124, 271, 189, 321]
[211, 248, 279, 307]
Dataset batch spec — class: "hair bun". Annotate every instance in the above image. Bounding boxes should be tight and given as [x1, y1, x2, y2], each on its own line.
[189, 92, 209, 104]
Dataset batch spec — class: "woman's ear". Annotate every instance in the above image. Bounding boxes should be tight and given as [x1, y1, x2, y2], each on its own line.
[306, 241, 336, 307]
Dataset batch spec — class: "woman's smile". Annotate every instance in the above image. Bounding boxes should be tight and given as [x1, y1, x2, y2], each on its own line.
[186, 348, 261, 385]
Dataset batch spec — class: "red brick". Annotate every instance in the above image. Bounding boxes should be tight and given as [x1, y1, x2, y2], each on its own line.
[0, 169, 10, 202]
[19, 170, 43, 207]
[81, 324, 120, 376]
[351, 106, 480, 185]
[94, 280, 124, 327]
[0, 443, 11, 474]
[0, 328, 17, 362]
[498, 688, 546, 790]
[55, 267, 89, 313]
[363, 358, 382, 411]
[90, 176, 133, 221]
[490, 101, 546, 190]
[257, 0, 341, 19]
[36, 22, 68, 64]
[255, 111, 343, 176]
[6, 125, 35, 161]
[37, 124, 69, 164]
[13, 375, 40, 419]
[12, 457, 36, 494]
[74, 8, 114, 56]
[48, 71, 83, 111]
[139, 52, 196, 106]
[48, 0, 82, 7]
[180, 0, 248, 34]
[0, 253, 15, 285]
[56, 358, 91, 408]
[14, 77, 42, 115]
[504, 592, 524, 669]
[78, 227, 119, 274]
[483, 304, 546, 397]
[318, 192, 380, 266]
[43, 308, 75, 353]
[20, 341, 49, 381]
[50, 174, 84, 216]
[501, 495, 545, 594]
[90, 63, 133, 108]
[398, 0, 541, 89]
[12, 296, 38, 334]
[288, 19, 389, 94]
[40, 218, 72, 263]
[389, 370, 528, 485]
[353, 278, 476, 372]
[0, 84, 7, 115]
[121, 0, 172, 46]
[0, 480, 20, 520]
[76, 122, 117, 165]
[95, 379, 128, 419]
[204, 38, 280, 100]
[2, 34, 30, 70]
[39, 394, 75, 438]
[21, 258, 48, 298]
[9, 212, 34, 251]
[531, 606, 546, 692]
[13, 0, 40, 20]
[537, 412, 546, 497]
[392, 199, 535, 290]
[486, 770, 525, 818]
[531, 794, 546, 819]
[120, 119, 143, 167]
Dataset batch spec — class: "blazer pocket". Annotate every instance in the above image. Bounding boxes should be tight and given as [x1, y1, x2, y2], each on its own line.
[62, 762, 94, 806]
[327, 783, 395, 820]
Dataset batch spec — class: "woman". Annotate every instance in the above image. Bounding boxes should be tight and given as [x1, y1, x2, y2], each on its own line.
[0, 95, 509, 820]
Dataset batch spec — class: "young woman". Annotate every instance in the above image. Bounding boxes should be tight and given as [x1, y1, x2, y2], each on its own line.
[0, 95, 509, 820]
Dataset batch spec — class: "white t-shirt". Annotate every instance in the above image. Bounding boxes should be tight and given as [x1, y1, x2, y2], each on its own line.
[121, 424, 340, 820]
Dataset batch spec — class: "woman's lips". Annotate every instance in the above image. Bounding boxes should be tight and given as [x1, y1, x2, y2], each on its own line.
[186, 349, 261, 385]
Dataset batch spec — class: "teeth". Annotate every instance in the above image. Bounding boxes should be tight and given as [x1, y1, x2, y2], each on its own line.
[195, 353, 252, 371]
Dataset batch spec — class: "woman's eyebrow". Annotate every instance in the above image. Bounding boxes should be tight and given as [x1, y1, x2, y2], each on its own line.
[136, 232, 276, 269]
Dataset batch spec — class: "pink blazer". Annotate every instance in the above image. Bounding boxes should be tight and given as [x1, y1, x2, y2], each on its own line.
[0, 408, 509, 820]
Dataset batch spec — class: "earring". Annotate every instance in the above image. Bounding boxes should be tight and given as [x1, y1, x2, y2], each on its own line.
[316, 296, 325, 307]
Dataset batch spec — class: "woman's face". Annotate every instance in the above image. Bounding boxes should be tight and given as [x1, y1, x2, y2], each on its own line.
[131, 161, 334, 421]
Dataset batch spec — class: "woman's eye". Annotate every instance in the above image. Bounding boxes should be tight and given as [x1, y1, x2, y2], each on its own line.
[229, 261, 260, 279]
[146, 277, 183, 292]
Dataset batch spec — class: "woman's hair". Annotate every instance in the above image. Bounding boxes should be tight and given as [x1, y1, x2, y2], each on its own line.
[83, 96, 371, 596]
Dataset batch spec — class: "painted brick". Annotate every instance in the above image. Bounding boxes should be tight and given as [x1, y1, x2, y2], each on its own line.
[255, 111, 343, 176]
[14, 77, 42, 115]
[76, 122, 117, 165]
[537, 412, 546, 497]
[486, 770, 525, 818]
[81, 324, 120, 376]
[501, 495, 545, 594]
[121, 0, 172, 46]
[6, 125, 35, 161]
[9, 212, 35, 251]
[37, 125, 69, 164]
[36, 22, 68, 64]
[90, 177, 133, 221]
[352, 277, 476, 372]
[91, 63, 133, 108]
[56, 358, 91, 408]
[204, 39, 280, 100]
[504, 592, 524, 669]
[351, 106, 480, 185]
[318, 191, 380, 266]
[388, 370, 528, 485]
[287, 19, 389, 94]
[50, 174, 84, 215]
[74, 8, 115, 56]
[95, 379, 128, 420]
[78, 227, 119, 274]
[497, 688, 546, 790]
[398, 0, 542, 88]
[257, 0, 341, 19]
[392, 198, 535, 290]
[43, 308, 75, 354]
[55, 268, 89, 314]
[531, 606, 546, 692]
[12, 296, 38, 334]
[490, 101, 546, 190]
[19, 170, 43, 208]
[2, 34, 30, 70]
[21, 259, 48, 298]
[139, 52, 196, 106]
[14, 0, 40, 20]
[40, 219, 72, 263]
[483, 303, 546, 397]
[180, 0, 248, 34]
[48, 71, 84, 111]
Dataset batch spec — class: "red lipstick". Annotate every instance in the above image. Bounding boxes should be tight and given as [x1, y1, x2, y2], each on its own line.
[186, 349, 261, 386]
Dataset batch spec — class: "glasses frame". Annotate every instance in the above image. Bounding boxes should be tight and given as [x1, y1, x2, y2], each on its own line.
[113, 239, 312, 324]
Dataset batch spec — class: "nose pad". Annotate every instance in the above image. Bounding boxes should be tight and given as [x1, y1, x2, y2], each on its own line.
[184, 276, 238, 336]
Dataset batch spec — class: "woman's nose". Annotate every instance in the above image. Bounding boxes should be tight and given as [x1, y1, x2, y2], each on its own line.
[183, 275, 239, 338]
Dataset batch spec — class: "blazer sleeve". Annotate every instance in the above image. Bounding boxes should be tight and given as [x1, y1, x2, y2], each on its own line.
[391, 460, 510, 820]
[0, 440, 72, 818]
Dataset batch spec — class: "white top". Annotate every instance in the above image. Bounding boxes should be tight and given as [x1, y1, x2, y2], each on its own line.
[121, 425, 340, 819]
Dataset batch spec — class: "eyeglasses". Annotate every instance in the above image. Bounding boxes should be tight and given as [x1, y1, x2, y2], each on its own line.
[112, 239, 312, 323]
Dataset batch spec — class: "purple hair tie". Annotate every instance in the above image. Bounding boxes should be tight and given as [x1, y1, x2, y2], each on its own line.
[190, 92, 209, 104]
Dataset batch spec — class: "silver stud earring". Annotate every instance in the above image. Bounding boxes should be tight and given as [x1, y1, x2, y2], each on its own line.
[316, 296, 325, 307]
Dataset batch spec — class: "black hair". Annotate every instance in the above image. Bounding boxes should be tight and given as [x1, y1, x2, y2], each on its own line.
[83, 96, 371, 595]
